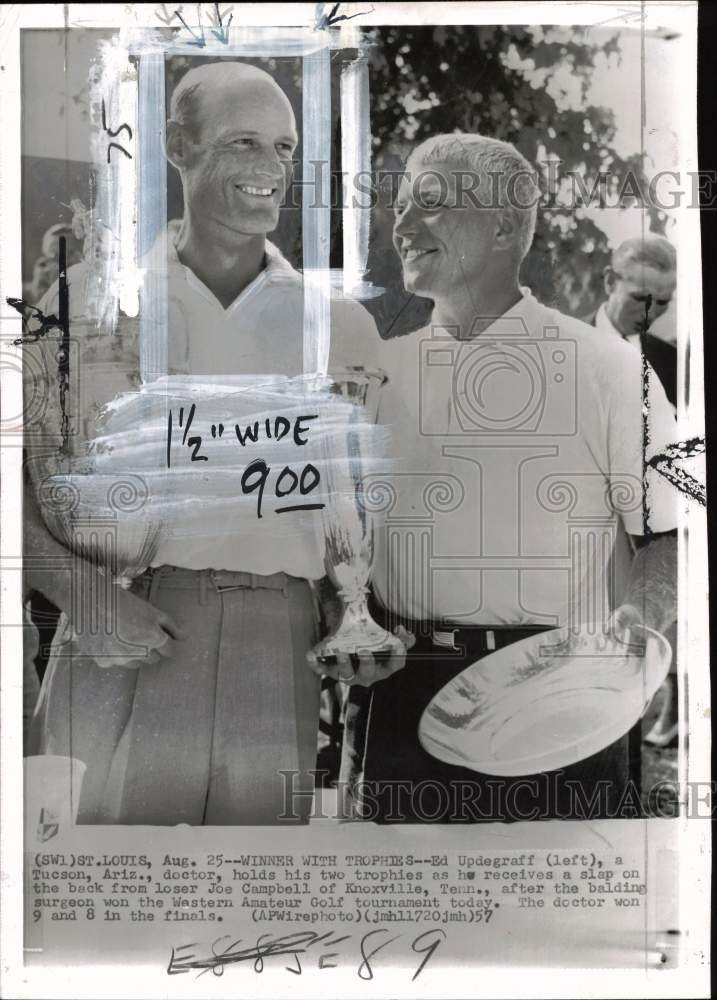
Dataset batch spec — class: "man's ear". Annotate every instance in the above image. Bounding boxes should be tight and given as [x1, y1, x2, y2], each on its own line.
[603, 265, 616, 296]
[494, 209, 516, 250]
[165, 120, 191, 170]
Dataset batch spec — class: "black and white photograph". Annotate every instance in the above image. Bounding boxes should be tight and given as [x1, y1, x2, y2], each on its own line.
[0, 3, 710, 997]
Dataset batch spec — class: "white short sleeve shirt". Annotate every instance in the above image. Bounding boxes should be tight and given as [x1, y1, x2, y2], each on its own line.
[369, 290, 677, 628]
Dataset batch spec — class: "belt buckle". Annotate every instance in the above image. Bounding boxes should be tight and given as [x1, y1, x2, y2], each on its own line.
[211, 570, 235, 594]
[432, 628, 461, 651]
[212, 571, 260, 594]
[449, 627, 496, 654]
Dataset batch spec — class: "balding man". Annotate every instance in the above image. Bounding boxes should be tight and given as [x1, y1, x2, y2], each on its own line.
[353, 134, 678, 823]
[590, 236, 677, 406]
[24, 61, 394, 825]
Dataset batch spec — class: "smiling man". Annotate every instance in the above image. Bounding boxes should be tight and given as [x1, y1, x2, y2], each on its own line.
[156, 60, 368, 374]
[354, 133, 679, 824]
[24, 60, 403, 826]
[166, 61, 298, 310]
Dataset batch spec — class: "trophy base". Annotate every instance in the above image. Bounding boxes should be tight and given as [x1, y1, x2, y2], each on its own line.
[318, 620, 394, 658]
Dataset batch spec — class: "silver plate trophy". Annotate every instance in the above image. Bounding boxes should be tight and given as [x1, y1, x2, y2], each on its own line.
[419, 623, 672, 775]
[315, 367, 391, 658]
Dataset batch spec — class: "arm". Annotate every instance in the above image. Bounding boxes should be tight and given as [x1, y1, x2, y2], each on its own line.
[24, 473, 187, 667]
[21, 271, 189, 666]
[24, 469, 79, 609]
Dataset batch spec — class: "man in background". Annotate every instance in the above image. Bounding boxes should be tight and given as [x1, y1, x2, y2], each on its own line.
[590, 236, 679, 747]
[590, 235, 677, 407]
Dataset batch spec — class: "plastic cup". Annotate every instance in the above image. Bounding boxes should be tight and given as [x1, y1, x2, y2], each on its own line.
[23, 755, 87, 842]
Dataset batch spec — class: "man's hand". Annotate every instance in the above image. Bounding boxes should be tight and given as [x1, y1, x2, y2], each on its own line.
[62, 584, 188, 668]
[607, 602, 643, 644]
[620, 532, 677, 634]
[306, 625, 414, 687]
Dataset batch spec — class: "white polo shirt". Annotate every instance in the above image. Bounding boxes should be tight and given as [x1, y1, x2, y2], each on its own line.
[26, 228, 382, 578]
[159, 222, 375, 377]
[369, 290, 677, 629]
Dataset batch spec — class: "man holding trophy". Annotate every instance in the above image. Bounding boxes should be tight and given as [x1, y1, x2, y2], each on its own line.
[24, 60, 406, 826]
[350, 134, 679, 823]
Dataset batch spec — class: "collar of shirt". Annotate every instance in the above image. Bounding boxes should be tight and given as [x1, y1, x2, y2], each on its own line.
[595, 302, 640, 348]
[431, 285, 538, 341]
[161, 218, 300, 315]
[594, 302, 621, 337]
[417, 288, 544, 434]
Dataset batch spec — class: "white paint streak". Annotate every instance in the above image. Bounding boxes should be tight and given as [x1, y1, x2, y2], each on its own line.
[121, 28, 335, 381]
[136, 49, 168, 381]
[87, 40, 121, 332]
[302, 42, 332, 375]
[340, 25, 371, 297]
[84, 38, 141, 329]
[125, 26, 336, 56]
[118, 65, 139, 318]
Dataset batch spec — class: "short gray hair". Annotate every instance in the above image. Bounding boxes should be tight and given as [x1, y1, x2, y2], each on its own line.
[612, 235, 676, 274]
[412, 133, 540, 261]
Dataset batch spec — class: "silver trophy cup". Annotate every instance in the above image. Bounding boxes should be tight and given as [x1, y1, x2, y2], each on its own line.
[315, 367, 391, 657]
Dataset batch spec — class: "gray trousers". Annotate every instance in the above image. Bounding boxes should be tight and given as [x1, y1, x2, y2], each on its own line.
[29, 567, 320, 825]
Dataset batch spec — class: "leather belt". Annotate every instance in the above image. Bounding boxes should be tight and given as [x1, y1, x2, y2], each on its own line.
[433, 628, 496, 651]
[137, 566, 291, 600]
[430, 624, 548, 656]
